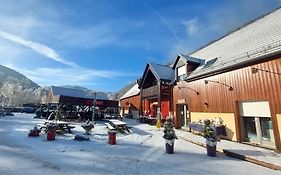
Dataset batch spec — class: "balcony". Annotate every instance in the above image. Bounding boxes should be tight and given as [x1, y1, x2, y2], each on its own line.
[142, 85, 158, 99]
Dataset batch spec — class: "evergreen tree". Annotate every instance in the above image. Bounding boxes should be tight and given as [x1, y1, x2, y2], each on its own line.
[163, 117, 177, 140]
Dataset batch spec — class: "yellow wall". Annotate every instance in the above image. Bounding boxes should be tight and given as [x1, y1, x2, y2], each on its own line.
[190, 112, 237, 141]
[277, 114, 281, 143]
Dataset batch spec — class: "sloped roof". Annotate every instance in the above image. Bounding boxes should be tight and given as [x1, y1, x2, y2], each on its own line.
[179, 54, 204, 64]
[116, 81, 136, 100]
[186, 7, 281, 80]
[120, 83, 140, 100]
[149, 62, 175, 82]
[51, 86, 108, 100]
[171, 54, 205, 69]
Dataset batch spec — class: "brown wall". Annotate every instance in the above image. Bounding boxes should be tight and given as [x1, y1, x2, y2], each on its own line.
[173, 56, 281, 150]
[120, 95, 140, 115]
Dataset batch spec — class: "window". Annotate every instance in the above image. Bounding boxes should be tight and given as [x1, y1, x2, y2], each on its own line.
[203, 58, 217, 68]
[177, 66, 186, 81]
[178, 74, 185, 81]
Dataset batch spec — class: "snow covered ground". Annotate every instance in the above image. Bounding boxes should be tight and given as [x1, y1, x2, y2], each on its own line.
[0, 113, 279, 175]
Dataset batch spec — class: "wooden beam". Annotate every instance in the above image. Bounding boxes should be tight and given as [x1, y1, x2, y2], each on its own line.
[158, 81, 161, 118]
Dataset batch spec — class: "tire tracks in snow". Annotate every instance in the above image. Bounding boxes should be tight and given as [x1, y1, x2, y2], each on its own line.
[0, 123, 66, 175]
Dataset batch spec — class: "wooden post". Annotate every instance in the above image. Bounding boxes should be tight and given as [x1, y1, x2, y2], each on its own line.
[158, 81, 161, 119]
[139, 89, 143, 116]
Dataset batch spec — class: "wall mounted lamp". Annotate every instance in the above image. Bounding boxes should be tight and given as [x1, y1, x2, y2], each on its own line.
[178, 86, 200, 95]
[251, 67, 281, 76]
[203, 102, 209, 108]
[204, 80, 233, 91]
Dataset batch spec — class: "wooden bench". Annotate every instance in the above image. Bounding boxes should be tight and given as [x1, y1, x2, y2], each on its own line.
[105, 122, 115, 130]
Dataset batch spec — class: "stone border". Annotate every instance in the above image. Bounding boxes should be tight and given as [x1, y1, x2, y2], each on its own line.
[178, 136, 281, 171]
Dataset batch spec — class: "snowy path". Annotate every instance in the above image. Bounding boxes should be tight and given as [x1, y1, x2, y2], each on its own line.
[0, 114, 280, 175]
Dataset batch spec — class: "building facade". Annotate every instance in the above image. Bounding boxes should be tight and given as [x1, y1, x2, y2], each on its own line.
[119, 7, 281, 151]
[119, 83, 140, 119]
[138, 62, 174, 119]
[172, 8, 281, 151]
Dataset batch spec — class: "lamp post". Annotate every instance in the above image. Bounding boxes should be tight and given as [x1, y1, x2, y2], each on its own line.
[92, 92, 97, 122]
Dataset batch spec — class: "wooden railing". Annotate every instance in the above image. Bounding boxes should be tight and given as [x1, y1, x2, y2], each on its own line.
[142, 85, 158, 98]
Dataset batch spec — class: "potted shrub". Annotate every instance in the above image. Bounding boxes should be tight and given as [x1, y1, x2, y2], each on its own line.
[203, 119, 217, 157]
[163, 117, 178, 154]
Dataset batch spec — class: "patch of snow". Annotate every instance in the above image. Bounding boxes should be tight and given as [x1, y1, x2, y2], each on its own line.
[0, 113, 280, 175]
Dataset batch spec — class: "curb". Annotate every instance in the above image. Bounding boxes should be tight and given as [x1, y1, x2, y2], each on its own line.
[223, 150, 281, 171]
[178, 136, 224, 154]
[178, 136, 281, 171]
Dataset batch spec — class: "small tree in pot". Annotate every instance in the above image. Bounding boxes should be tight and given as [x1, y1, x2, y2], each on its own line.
[163, 117, 178, 154]
[203, 119, 217, 157]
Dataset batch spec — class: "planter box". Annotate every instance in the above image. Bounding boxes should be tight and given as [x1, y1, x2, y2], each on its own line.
[165, 139, 175, 154]
[165, 142, 174, 154]
[215, 126, 227, 136]
[189, 123, 227, 136]
[207, 144, 216, 157]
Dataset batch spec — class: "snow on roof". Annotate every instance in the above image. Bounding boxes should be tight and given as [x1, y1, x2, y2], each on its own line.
[187, 7, 281, 80]
[120, 83, 140, 100]
[178, 54, 205, 65]
[149, 62, 175, 82]
[51, 86, 108, 100]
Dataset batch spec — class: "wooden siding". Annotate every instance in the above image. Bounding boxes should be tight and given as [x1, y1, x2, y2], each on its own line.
[120, 95, 140, 112]
[142, 85, 158, 99]
[173, 56, 281, 150]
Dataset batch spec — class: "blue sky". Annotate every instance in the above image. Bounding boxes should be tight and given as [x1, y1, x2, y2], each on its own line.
[0, 0, 280, 92]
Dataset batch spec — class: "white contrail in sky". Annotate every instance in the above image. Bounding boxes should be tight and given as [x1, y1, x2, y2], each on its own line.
[0, 30, 78, 68]
[142, 0, 181, 43]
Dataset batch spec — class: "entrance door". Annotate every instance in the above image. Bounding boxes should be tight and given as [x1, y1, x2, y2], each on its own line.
[176, 104, 189, 128]
[240, 101, 275, 147]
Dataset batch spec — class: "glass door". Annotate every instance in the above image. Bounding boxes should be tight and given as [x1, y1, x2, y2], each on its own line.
[243, 116, 275, 146]
[240, 101, 275, 147]
[177, 104, 188, 128]
[260, 117, 275, 146]
[243, 117, 258, 142]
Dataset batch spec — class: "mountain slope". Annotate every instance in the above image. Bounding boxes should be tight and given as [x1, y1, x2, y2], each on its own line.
[0, 64, 42, 106]
[0, 65, 39, 89]
[115, 81, 136, 100]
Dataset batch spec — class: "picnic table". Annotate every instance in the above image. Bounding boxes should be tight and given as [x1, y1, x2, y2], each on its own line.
[138, 115, 157, 125]
[105, 119, 130, 133]
[38, 120, 75, 133]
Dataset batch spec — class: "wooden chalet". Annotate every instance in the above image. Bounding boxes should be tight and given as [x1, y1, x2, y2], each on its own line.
[173, 8, 281, 151]
[118, 8, 281, 151]
[119, 82, 140, 119]
[138, 62, 174, 119]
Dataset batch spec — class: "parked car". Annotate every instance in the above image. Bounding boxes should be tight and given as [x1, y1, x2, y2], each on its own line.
[0, 109, 4, 116]
[21, 107, 37, 113]
[4, 110, 14, 116]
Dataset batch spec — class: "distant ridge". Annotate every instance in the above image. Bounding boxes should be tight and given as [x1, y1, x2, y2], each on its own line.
[115, 81, 136, 100]
[0, 64, 39, 89]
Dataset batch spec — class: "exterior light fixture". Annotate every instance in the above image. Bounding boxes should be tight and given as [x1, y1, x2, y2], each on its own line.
[251, 67, 281, 76]
[204, 80, 209, 84]
[204, 80, 233, 91]
[251, 67, 259, 74]
[178, 86, 200, 95]
[204, 102, 209, 108]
